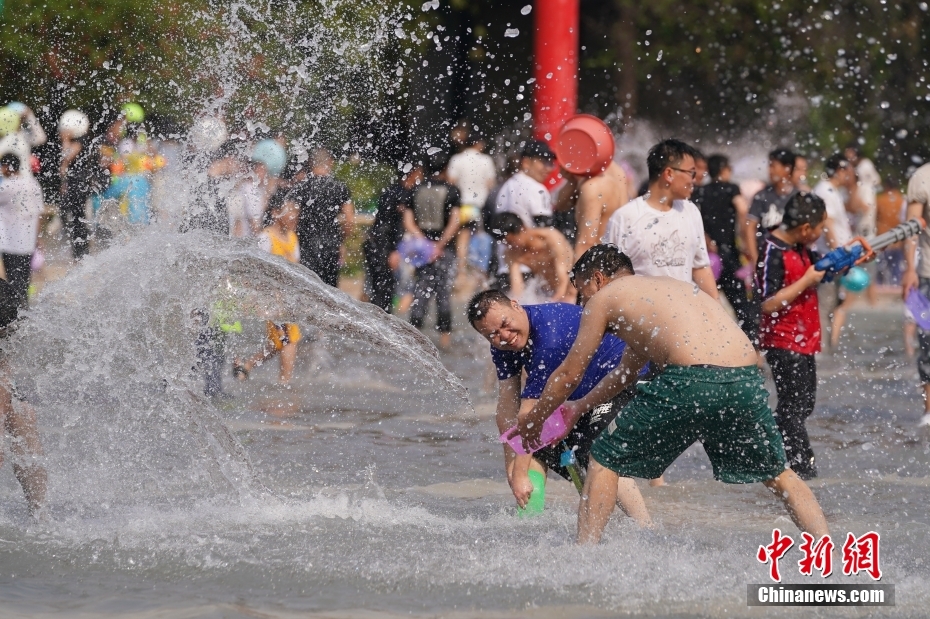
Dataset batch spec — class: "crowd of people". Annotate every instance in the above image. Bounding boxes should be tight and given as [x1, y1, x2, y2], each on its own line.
[2, 98, 930, 538]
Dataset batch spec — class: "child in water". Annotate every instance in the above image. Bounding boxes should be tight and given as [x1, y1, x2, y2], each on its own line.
[756, 192, 828, 480]
[233, 201, 302, 384]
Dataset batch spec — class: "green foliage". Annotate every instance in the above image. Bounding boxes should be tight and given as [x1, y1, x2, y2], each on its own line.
[0, 0, 206, 118]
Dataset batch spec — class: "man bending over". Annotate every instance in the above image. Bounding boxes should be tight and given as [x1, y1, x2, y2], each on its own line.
[512, 245, 828, 543]
[468, 287, 644, 508]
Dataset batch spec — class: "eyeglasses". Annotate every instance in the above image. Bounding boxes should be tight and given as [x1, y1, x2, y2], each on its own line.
[669, 167, 697, 179]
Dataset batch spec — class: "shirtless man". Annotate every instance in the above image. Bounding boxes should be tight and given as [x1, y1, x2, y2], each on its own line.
[512, 246, 828, 543]
[554, 161, 629, 261]
[492, 212, 575, 303]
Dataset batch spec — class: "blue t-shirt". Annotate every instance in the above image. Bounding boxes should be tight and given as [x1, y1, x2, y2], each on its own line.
[490, 303, 630, 400]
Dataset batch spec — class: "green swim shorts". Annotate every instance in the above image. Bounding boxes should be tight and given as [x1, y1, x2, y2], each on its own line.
[590, 365, 787, 484]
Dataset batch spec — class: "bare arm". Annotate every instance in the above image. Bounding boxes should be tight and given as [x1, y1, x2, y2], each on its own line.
[743, 217, 760, 266]
[733, 195, 752, 260]
[340, 201, 355, 239]
[514, 296, 611, 450]
[552, 175, 579, 213]
[551, 232, 576, 302]
[434, 207, 461, 250]
[566, 345, 649, 417]
[402, 208, 423, 236]
[902, 200, 924, 297]
[692, 266, 719, 300]
[760, 265, 825, 314]
[506, 249, 526, 301]
[573, 183, 605, 260]
[822, 218, 840, 250]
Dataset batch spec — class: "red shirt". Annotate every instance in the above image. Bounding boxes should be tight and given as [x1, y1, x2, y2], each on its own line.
[756, 234, 822, 355]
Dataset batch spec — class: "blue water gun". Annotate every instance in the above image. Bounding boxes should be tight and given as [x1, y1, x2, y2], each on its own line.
[815, 218, 925, 282]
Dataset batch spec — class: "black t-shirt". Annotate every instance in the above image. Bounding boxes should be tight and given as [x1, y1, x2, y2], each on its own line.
[287, 174, 352, 244]
[692, 181, 741, 249]
[409, 179, 461, 244]
[367, 182, 410, 252]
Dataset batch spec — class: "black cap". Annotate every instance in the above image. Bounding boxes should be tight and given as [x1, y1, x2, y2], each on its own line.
[521, 139, 556, 162]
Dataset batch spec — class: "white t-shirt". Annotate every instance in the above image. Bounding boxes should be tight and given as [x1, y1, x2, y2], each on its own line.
[0, 174, 44, 255]
[813, 179, 853, 254]
[854, 158, 881, 236]
[495, 171, 551, 227]
[448, 147, 496, 207]
[227, 177, 266, 238]
[601, 196, 710, 281]
[906, 163, 930, 277]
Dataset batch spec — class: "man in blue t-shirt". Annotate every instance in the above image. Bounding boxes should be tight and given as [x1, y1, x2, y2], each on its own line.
[467, 288, 643, 508]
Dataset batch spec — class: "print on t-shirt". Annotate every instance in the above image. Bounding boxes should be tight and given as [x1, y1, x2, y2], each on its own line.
[650, 229, 687, 268]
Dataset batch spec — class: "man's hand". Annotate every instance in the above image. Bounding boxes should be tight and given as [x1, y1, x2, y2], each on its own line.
[509, 405, 544, 453]
[508, 468, 534, 508]
[902, 269, 919, 300]
[428, 243, 443, 263]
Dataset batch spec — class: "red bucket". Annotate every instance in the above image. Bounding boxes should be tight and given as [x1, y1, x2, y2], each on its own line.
[554, 114, 615, 176]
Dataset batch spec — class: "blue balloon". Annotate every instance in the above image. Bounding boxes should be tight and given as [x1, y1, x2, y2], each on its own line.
[840, 266, 870, 292]
[251, 139, 287, 177]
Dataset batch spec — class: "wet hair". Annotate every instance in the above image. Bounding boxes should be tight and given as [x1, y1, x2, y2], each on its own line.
[646, 139, 701, 182]
[769, 148, 796, 169]
[707, 154, 729, 180]
[824, 152, 850, 177]
[845, 141, 862, 157]
[466, 289, 512, 326]
[490, 212, 524, 239]
[571, 244, 635, 283]
[426, 149, 450, 175]
[781, 192, 827, 230]
[0, 154, 20, 171]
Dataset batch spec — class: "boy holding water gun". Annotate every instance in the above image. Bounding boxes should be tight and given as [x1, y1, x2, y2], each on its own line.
[756, 192, 827, 480]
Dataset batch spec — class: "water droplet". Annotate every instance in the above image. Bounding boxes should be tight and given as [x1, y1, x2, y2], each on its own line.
[880, 101, 890, 109]
[521, 4, 532, 14]
[504, 28, 520, 38]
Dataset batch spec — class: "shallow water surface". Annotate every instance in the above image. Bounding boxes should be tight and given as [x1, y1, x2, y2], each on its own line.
[0, 234, 928, 618]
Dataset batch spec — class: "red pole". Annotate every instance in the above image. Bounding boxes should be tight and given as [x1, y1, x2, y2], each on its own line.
[533, 0, 578, 185]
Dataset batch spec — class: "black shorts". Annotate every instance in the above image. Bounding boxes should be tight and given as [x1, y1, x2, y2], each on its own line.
[534, 384, 638, 481]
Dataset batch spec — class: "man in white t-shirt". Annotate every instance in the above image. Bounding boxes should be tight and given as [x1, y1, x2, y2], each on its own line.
[495, 140, 555, 229]
[492, 140, 556, 290]
[813, 153, 857, 349]
[601, 139, 718, 300]
[448, 134, 497, 271]
[0, 154, 44, 309]
[901, 161, 930, 427]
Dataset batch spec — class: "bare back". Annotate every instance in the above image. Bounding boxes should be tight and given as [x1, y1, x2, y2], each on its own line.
[574, 161, 629, 258]
[505, 228, 573, 299]
[590, 275, 756, 368]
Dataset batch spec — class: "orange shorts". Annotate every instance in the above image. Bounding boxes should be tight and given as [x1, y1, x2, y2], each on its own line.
[266, 322, 302, 352]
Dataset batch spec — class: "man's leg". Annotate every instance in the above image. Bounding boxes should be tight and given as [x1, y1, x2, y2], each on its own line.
[278, 341, 297, 384]
[408, 263, 433, 329]
[762, 469, 828, 537]
[434, 250, 455, 349]
[578, 460, 653, 544]
[0, 383, 47, 518]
